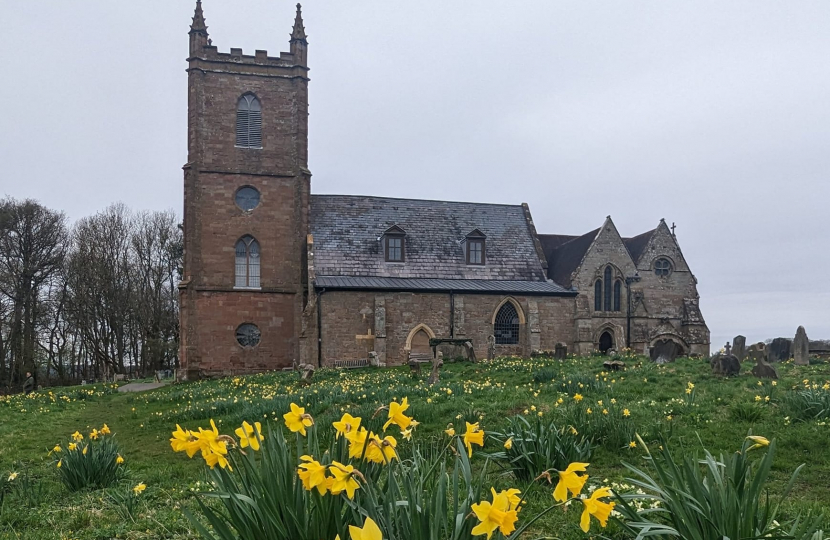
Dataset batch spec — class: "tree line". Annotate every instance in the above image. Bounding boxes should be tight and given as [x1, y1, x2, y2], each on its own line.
[0, 197, 182, 391]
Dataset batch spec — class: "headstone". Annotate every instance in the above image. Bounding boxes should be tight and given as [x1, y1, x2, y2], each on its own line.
[487, 335, 496, 361]
[751, 360, 779, 379]
[650, 339, 679, 364]
[768, 338, 791, 362]
[747, 342, 768, 363]
[368, 351, 380, 367]
[295, 362, 315, 385]
[793, 326, 810, 366]
[408, 360, 422, 375]
[732, 335, 747, 362]
[463, 341, 477, 363]
[710, 354, 741, 376]
[724, 342, 732, 357]
[603, 360, 626, 371]
[554, 343, 568, 360]
[606, 349, 617, 357]
[427, 355, 444, 386]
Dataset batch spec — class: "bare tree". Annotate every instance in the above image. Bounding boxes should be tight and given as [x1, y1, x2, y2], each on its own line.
[0, 198, 67, 387]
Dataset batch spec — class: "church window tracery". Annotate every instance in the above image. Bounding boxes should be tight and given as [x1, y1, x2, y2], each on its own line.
[654, 258, 672, 277]
[494, 301, 520, 345]
[235, 235, 261, 288]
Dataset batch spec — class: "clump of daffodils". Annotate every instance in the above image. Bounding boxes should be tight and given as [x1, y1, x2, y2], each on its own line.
[170, 420, 264, 470]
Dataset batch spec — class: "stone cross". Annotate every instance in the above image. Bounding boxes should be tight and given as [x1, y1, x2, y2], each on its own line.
[724, 342, 731, 357]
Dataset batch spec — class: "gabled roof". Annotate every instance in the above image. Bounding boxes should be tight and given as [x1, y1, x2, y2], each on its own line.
[310, 195, 549, 282]
[538, 229, 600, 288]
[622, 228, 657, 264]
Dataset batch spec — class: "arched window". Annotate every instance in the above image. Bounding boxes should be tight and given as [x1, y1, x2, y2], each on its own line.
[654, 258, 672, 277]
[236, 94, 262, 148]
[494, 301, 520, 345]
[603, 266, 613, 311]
[613, 280, 622, 312]
[594, 280, 602, 311]
[235, 235, 260, 288]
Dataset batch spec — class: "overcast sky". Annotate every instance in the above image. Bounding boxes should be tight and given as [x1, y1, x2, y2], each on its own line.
[2, 1, 828, 349]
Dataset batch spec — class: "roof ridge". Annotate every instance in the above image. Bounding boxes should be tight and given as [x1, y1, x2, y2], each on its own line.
[310, 193, 524, 208]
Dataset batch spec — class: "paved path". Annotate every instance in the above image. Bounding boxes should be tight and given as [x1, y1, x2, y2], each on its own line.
[117, 382, 167, 393]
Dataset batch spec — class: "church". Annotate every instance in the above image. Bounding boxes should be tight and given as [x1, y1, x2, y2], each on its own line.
[178, 3, 710, 379]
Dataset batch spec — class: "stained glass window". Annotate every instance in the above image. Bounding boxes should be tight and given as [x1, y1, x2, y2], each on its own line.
[236, 323, 261, 347]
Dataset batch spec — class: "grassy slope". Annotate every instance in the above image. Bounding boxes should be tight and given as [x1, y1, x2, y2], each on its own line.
[0, 356, 829, 539]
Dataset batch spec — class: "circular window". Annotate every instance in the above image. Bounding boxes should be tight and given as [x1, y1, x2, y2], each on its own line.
[654, 258, 672, 277]
[236, 323, 261, 348]
[235, 186, 260, 211]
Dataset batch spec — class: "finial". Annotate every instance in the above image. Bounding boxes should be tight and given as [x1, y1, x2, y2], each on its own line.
[291, 3, 307, 43]
[190, 0, 208, 35]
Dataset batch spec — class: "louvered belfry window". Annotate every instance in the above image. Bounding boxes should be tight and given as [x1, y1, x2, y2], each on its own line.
[236, 94, 262, 148]
[235, 235, 261, 288]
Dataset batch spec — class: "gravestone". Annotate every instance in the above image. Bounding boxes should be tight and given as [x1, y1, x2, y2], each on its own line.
[554, 343, 568, 360]
[603, 360, 626, 371]
[768, 338, 791, 362]
[751, 359, 779, 379]
[793, 326, 810, 366]
[487, 335, 496, 361]
[732, 335, 747, 362]
[408, 360, 421, 375]
[428, 354, 444, 386]
[747, 342, 768, 363]
[295, 362, 315, 385]
[650, 339, 680, 364]
[711, 354, 741, 376]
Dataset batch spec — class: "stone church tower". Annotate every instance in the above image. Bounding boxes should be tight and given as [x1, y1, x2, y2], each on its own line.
[179, 2, 311, 379]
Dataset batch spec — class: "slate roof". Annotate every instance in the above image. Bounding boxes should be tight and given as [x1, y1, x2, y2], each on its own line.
[309, 195, 550, 282]
[538, 229, 599, 288]
[315, 276, 573, 295]
[622, 229, 657, 264]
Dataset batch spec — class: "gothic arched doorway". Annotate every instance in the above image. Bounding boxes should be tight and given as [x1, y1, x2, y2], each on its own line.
[598, 330, 614, 353]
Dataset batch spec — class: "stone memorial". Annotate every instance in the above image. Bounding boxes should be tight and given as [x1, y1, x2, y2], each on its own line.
[793, 326, 810, 366]
[428, 355, 444, 386]
[710, 353, 741, 377]
[732, 335, 747, 362]
[650, 339, 680, 364]
[768, 337, 791, 362]
[554, 343, 568, 360]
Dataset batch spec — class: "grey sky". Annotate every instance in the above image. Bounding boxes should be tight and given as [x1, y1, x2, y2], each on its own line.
[2, 1, 829, 349]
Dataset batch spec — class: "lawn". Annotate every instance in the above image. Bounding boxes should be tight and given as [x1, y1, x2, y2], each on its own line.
[1, 355, 829, 539]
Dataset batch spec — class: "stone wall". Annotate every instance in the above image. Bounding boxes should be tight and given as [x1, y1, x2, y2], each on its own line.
[316, 291, 575, 366]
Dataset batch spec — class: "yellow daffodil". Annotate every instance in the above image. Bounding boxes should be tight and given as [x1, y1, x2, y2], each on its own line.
[283, 403, 314, 436]
[504, 437, 513, 450]
[401, 427, 412, 441]
[364, 433, 397, 464]
[445, 426, 456, 437]
[333, 413, 361, 439]
[347, 427, 369, 459]
[553, 462, 589, 502]
[234, 421, 264, 451]
[383, 397, 413, 431]
[203, 449, 232, 470]
[71, 431, 83, 442]
[463, 422, 485, 457]
[89, 429, 100, 440]
[329, 461, 360, 499]
[746, 435, 770, 452]
[298, 455, 328, 494]
[629, 441, 637, 448]
[623, 409, 630, 417]
[133, 482, 147, 495]
[580, 487, 615, 532]
[116, 454, 125, 464]
[68, 443, 77, 451]
[573, 393, 583, 402]
[8, 472, 18, 481]
[82, 446, 88, 455]
[52, 445, 62, 453]
[471, 488, 520, 539]
[100, 424, 111, 435]
[348, 516, 383, 540]
[170, 424, 200, 457]
[56, 460, 62, 468]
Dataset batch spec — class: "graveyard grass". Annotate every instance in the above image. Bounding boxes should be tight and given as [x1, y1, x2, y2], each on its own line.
[1, 355, 829, 540]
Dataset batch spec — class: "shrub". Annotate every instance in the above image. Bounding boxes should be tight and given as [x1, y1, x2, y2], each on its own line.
[491, 415, 592, 482]
[614, 435, 825, 539]
[781, 388, 830, 422]
[54, 425, 126, 492]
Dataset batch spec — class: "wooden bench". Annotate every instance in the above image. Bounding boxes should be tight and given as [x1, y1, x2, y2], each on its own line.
[333, 358, 371, 369]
